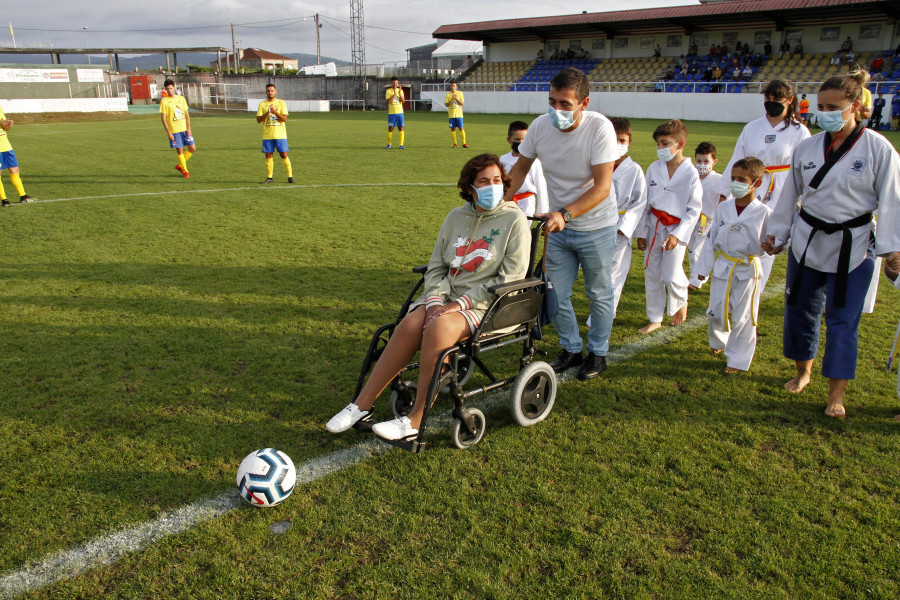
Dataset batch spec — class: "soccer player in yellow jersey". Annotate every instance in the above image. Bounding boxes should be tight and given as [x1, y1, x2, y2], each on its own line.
[385, 77, 405, 149]
[445, 80, 468, 148]
[159, 79, 196, 178]
[0, 106, 35, 207]
[256, 84, 293, 184]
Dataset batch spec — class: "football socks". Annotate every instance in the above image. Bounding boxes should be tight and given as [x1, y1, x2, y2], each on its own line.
[460, 130, 467, 145]
[183, 149, 193, 162]
[399, 131, 405, 147]
[451, 131, 458, 146]
[282, 157, 293, 178]
[0, 175, 6, 200]
[8, 172, 25, 197]
[266, 156, 274, 178]
[177, 153, 188, 173]
[387, 131, 393, 146]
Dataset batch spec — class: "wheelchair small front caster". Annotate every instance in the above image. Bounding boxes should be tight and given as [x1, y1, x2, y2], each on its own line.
[450, 407, 485, 449]
[389, 381, 417, 418]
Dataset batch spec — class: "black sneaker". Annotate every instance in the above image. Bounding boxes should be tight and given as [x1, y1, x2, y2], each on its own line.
[1, 199, 10, 207]
[262, 178, 274, 185]
[287, 177, 295, 184]
[549, 349, 583, 373]
[19, 195, 34, 203]
[577, 353, 607, 381]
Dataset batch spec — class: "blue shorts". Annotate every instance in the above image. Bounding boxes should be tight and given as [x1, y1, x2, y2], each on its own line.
[387, 113, 405, 128]
[449, 118, 464, 129]
[169, 132, 195, 149]
[0, 149, 18, 170]
[261, 139, 289, 153]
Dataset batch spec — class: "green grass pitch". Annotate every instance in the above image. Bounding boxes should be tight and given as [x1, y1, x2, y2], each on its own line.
[2, 109, 900, 599]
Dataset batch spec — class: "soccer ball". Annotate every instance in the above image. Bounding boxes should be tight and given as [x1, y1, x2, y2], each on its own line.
[236, 448, 297, 507]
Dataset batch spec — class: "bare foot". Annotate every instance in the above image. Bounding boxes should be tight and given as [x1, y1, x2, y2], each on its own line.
[710, 348, 723, 355]
[784, 372, 811, 393]
[670, 303, 688, 326]
[639, 322, 662, 334]
[724, 366, 742, 374]
[825, 403, 846, 418]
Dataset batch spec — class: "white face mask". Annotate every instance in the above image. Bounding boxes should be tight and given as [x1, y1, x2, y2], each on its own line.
[657, 146, 675, 162]
[696, 164, 712, 176]
[616, 143, 629, 159]
[817, 105, 851, 133]
[472, 184, 504, 211]
[730, 181, 752, 199]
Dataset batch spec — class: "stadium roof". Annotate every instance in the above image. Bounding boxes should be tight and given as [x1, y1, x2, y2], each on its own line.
[432, 0, 900, 42]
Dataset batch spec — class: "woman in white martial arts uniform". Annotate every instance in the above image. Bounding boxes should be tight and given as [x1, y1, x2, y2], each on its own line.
[719, 80, 810, 293]
[763, 71, 900, 419]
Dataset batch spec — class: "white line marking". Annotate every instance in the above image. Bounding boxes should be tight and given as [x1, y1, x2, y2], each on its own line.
[4, 183, 452, 207]
[0, 281, 785, 598]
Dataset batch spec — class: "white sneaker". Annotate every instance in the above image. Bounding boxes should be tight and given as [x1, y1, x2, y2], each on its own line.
[325, 404, 372, 433]
[371, 416, 418, 441]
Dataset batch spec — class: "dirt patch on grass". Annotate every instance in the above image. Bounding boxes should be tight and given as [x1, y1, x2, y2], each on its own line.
[4, 112, 145, 124]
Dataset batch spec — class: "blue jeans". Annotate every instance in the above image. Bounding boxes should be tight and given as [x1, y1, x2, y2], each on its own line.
[545, 225, 616, 356]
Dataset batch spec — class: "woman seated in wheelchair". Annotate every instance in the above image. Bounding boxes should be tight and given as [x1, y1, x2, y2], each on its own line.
[327, 153, 531, 440]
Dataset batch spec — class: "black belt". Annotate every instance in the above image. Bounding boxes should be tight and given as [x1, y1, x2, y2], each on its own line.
[787, 208, 873, 307]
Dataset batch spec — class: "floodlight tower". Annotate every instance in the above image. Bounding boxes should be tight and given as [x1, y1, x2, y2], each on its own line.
[349, 0, 366, 104]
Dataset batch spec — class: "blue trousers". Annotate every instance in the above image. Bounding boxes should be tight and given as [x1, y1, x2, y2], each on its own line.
[545, 225, 616, 356]
[783, 250, 874, 379]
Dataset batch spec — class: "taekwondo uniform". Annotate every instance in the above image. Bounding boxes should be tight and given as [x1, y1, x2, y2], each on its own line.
[500, 152, 549, 217]
[769, 124, 900, 379]
[718, 116, 811, 292]
[688, 170, 724, 288]
[610, 156, 647, 313]
[638, 158, 703, 323]
[695, 197, 772, 371]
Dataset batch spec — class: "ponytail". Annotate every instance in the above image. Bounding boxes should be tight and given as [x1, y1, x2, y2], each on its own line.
[819, 65, 867, 103]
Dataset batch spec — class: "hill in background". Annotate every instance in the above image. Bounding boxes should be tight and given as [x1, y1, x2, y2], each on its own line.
[0, 52, 349, 70]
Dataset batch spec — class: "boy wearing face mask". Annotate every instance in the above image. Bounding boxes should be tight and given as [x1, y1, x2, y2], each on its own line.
[499, 121, 548, 217]
[635, 119, 702, 334]
[688, 142, 723, 289]
[694, 157, 771, 373]
[608, 117, 647, 314]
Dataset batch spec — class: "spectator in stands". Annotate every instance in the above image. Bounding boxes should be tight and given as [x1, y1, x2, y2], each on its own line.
[892, 93, 900, 130]
[653, 44, 662, 58]
[764, 41, 772, 56]
[793, 42, 803, 56]
[504, 67, 620, 381]
[709, 44, 718, 58]
[740, 52, 751, 67]
[894, 44, 900, 58]
[839, 36, 853, 54]
[871, 56, 884, 73]
[718, 42, 729, 57]
[731, 56, 740, 68]
[566, 48, 575, 60]
[688, 43, 698, 58]
[780, 41, 790, 57]
[751, 53, 762, 67]
[664, 67, 674, 81]
[703, 64, 713, 82]
[681, 58, 689, 72]
[742, 42, 750, 55]
[656, 80, 665, 93]
[845, 49, 855, 65]
[730, 66, 741, 81]
[830, 51, 843, 66]
[741, 65, 754, 81]
[579, 48, 589, 60]
[712, 64, 723, 81]
[883, 55, 894, 76]
[550, 48, 560, 60]
[872, 71, 885, 82]
[536, 49, 544, 62]
[734, 40, 742, 55]
[871, 92, 886, 130]
[689, 62, 699, 76]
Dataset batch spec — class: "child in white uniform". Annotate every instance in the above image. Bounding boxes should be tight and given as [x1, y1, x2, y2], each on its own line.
[688, 142, 723, 289]
[499, 120, 548, 217]
[695, 157, 771, 373]
[718, 80, 810, 293]
[609, 117, 647, 314]
[636, 119, 703, 333]
[763, 72, 900, 419]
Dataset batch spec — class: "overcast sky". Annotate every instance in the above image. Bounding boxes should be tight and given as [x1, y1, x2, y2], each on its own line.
[6, 0, 693, 64]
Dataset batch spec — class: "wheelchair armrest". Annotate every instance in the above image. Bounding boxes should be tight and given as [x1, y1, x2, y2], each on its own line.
[412, 265, 428, 274]
[487, 277, 542, 296]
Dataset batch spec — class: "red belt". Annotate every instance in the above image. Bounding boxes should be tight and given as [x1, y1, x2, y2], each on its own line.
[646, 207, 681, 266]
[512, 191, 535, 201]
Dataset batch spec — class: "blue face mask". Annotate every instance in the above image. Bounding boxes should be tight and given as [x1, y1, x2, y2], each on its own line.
[817, 105, 851, 132]
[473, 184, 504, 211]
[730, 181, 752, 199]
[657, 146, 675, 162]
[548, 106, 577, 130]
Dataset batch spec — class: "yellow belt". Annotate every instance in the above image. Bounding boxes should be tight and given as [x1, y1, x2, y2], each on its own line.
[763, 164, 791, 193]
[715, 250, 761, 332]
[618, 209, 627, 215]
[699, 214, 708, 228]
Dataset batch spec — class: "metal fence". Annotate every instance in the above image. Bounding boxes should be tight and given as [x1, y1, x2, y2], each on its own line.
[423, 80, 900, 94]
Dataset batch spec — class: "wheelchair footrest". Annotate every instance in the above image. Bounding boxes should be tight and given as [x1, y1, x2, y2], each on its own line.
[380, 437, 428, 453]
[352, 418, 374, 433]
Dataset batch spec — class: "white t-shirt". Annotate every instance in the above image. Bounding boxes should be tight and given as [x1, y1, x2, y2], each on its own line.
[517, 111, 619, 232]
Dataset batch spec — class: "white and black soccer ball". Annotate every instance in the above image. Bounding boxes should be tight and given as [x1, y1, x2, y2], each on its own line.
[236, 448, 297, 507]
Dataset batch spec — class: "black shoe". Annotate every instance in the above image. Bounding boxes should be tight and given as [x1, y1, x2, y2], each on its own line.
[549, 349, 583, 373]
[262, 178, 274, 184]
[1, 199, 10, 207]
[287, 177, 295, 183]
[19, 195, 34, 203]
[577, 353, 607, 381]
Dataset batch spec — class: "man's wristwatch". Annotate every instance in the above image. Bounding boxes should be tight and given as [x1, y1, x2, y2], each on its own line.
[559, 208, 573, 223]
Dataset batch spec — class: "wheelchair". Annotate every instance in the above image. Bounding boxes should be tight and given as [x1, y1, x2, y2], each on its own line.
[351, 216, 558, 453]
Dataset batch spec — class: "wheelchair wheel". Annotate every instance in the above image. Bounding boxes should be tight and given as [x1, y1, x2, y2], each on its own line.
[440, 354, 473, 394]
[509, 361, 557, 427]
[389, 382, 417, 418]
[450, 407, 486, 449]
